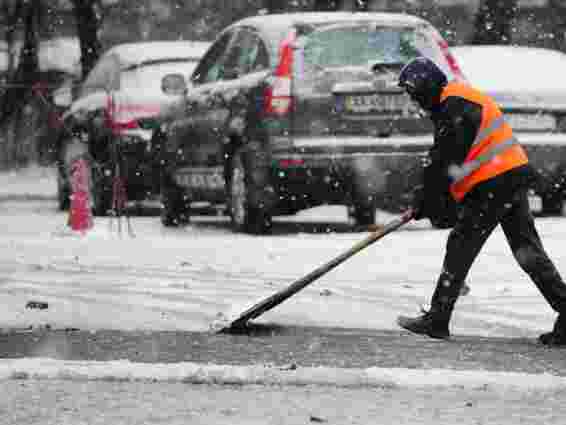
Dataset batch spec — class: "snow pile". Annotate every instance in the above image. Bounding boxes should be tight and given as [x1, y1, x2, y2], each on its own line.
[2, 358, 566, 391]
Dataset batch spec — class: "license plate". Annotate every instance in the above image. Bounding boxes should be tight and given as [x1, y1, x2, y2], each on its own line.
[174, 168, 224, 189]
[504, 113, 556, 131]
[344, 94, 408, 113]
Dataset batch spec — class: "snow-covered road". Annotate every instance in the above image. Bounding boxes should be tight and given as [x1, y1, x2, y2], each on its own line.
[2, 165, 566, 424]
[0, 166, 560, 338]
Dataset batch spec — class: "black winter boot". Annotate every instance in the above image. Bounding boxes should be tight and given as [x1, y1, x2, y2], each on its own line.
[397, 308, 450, 339]
[539, 314, 566, 346]
[397, 272, 461, 340]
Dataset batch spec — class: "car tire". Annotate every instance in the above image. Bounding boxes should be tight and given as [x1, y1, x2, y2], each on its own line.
[160, 174, 191, 227]
[229, 148, 272, 234]
[56, 166, 71, 211]
[542, 193, 564, 216]
[350, 200, 376, 227]
[90, 165, 113, 217]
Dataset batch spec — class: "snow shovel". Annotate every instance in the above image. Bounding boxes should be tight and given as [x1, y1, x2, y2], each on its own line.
[218, 208, 415, 333]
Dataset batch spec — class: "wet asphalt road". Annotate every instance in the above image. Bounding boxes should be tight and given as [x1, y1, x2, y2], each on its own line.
[2, 324, 566, 376]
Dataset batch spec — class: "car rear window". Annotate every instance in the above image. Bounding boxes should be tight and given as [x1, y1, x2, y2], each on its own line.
[298, 24, 452, 76]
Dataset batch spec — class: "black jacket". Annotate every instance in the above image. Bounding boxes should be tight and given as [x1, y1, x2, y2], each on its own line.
[417, 95, 536, 225]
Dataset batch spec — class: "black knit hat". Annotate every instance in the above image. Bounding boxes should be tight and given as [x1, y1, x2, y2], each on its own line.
[398, 57, 448, 111]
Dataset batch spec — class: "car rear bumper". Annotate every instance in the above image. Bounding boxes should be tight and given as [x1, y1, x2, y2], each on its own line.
[519, 133, 566, 191]
[271, 135, 430, 211]
[273, 133, 566, 210]
[114, 129, 160, 198]
[167, 133, 566, 214]
[274, 134, 433, 152]
[516, 132, 566, 146]
[279, 132, 566, 149]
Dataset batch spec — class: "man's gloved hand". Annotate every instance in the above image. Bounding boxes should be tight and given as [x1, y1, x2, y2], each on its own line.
[411, 184, 427, 220]
[411, 184, 459, 228]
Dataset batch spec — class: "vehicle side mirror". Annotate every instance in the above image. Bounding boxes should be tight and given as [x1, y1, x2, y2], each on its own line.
[53, 86, 73, 107]
[161, 73, 187, 95]
[53, 78, 78, 107]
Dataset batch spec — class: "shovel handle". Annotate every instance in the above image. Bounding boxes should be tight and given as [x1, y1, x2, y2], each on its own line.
[224, 209, 414, 331]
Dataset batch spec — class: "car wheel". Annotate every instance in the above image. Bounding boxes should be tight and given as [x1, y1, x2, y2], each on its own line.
[90, 165, 113, 217]
[229, 149, 272, 234]
[542, 193, 564, 216]
[160, 174, 191, 227]
[56, 166, 70, 211]
[350, 200, 376, 227]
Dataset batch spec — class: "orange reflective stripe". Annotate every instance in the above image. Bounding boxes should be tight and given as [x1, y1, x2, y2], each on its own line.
[450, 144, 528, 201]
[471, 115, 506, 147]
[449, 135, 519, 183]
[441, 81, 529, 201]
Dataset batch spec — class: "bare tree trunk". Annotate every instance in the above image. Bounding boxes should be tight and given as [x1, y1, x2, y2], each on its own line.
[1, 0, 23, 76]
[0, 0, 25, 126]
[0, 0, 42, 168]
[71, 0, 102, 80]
[0, 1, 21, 168]
[13, 0, 42, 166]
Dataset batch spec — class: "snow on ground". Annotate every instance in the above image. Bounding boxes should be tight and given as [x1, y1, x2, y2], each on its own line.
[3, 357, 566, 392]
[1, 165, 565, 390]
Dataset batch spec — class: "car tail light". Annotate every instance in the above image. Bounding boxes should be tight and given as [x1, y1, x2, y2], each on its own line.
[264, 30, 296, 116]
[104, 96, 140, 134]
[434, 35, 466, 82]
[112, 119, 139, 131]
[278, 158, 305, 168]
[106, 117, 139, 135]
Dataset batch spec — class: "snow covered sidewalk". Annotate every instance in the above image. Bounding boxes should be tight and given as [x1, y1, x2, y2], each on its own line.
[3, 357, 566, 391]
[3, 377, 566, 425]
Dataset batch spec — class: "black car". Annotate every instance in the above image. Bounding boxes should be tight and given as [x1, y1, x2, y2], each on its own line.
[156, 12, 465, 233]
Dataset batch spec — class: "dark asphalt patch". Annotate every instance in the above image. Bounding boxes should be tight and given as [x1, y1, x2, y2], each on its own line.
[1, 324, 565, 376]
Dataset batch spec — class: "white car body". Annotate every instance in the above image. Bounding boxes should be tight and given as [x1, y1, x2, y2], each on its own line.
[63, 40, 211, 132]
[451, 45, 566, 133]
[452, 44, 566, 215]
[56, 40, 212, 212]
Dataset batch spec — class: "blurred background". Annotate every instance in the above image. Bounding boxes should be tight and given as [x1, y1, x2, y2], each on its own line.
[1, 0, 565, 169]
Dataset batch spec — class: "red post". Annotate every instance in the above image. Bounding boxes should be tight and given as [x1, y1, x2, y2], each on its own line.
[68, 157, 94, 233]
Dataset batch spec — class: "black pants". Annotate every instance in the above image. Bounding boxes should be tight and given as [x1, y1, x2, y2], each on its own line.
[439, 181, 566, 314]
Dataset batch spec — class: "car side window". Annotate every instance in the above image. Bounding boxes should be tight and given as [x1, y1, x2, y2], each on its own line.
[79, 53, 120, 98]
[224, 28, 269, 77]
[192, 32, 234, 85]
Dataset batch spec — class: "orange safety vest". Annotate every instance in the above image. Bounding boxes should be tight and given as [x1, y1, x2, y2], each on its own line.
[440, 81, 529, 202]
